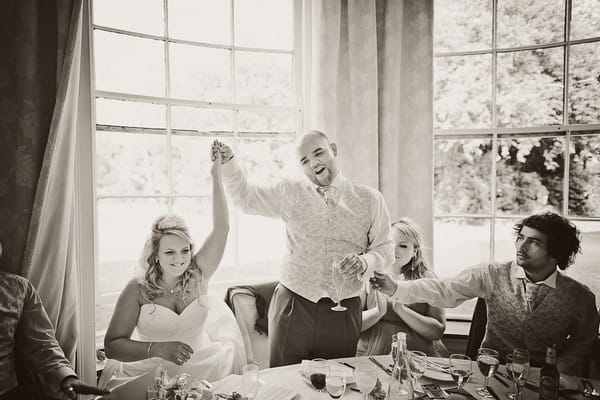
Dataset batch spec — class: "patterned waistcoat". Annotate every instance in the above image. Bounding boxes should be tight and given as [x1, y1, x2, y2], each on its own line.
[484, 263, 586, 365]
[280, 182, 373, 302]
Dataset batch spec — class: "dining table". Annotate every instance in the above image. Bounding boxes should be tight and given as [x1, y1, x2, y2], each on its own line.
[237, 354, 600, 400]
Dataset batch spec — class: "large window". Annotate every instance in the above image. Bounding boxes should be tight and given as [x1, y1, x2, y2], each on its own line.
[91, 0, 301, 342]
[433, 0, 600, 318]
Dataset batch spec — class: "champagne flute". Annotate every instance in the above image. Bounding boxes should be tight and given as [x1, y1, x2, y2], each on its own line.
[310, 358, 328, 392]
[506, 353, 530, 400]
[326, 362, 347, 399]
[355, 361, 377, 400]
[331, 260, 347, 311]
[476, 347, 500, 398]
[449, 354, 472, 393]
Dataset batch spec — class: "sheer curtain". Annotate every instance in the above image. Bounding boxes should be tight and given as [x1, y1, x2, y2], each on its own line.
[0, 0, 84, 365]
[305, 0, 434, 256]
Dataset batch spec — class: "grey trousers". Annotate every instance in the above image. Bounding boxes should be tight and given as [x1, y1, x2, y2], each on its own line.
[268, 284, 361, 367]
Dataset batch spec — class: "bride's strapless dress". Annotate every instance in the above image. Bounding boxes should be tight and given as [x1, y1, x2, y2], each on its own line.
[99, 295, 246, 390]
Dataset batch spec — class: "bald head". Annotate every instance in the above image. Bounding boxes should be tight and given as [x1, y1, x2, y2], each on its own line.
[296, 130, 339, 186]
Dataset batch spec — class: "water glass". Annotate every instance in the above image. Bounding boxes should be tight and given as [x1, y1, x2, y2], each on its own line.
[326, 364, 347, 399]
[477, 347, 500, 397]
[242, 363, 260, 399]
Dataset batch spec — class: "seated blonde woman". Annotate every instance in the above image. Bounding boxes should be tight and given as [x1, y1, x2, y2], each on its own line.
[99, 142, 244, 389]
[357, 218, 447, 357]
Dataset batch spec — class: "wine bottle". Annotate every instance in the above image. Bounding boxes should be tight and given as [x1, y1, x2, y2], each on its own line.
[539, 345, 559, 400]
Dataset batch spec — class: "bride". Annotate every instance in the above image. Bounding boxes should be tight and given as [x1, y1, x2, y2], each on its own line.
[99, 141, 244, 388]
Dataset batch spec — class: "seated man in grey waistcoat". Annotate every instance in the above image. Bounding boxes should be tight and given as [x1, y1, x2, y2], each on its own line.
[371, 212, 599, 376]
[216, 131, 394, 367]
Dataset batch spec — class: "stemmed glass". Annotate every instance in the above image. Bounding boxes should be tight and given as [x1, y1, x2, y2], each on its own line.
[506, 352, 530, 400]
[409, 351, 427, 398]
[476, 347, 500, 398]
[331, 260, 347, 311]
[449, 354, 472, 393]
[326, 362, 347, 399]
[355, 361, 378, 400]
[310, 358, 328, 393]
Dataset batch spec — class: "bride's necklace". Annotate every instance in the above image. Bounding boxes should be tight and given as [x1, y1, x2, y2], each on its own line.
[162, 283, 185, 299]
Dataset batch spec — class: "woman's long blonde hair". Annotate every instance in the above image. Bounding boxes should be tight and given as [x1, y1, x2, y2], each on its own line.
[138, 214, 202, 302]
[391, 217, 431, 281]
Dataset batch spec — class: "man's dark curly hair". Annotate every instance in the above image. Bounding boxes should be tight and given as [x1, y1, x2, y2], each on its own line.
[512, 212, 581, 270]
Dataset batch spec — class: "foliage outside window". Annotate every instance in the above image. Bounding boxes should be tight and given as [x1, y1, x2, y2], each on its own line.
[433, 0, 600, 318]
[91, 0, 299, 342]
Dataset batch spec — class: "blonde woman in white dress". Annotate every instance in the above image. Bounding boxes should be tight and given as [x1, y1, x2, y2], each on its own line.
[99, 142, 244, 389]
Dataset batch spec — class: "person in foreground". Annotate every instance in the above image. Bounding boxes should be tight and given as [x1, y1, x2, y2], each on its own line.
[218, 130, 394, 367]
[99, 143, 244, 388]
[357, 218, 447, 357]
[0, 242, 81, 400]
[371, 212, 599, 376]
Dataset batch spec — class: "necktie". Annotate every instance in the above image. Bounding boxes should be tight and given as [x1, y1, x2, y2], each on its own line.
[524, 282, 547, 311]
[316, 185, 335, 206]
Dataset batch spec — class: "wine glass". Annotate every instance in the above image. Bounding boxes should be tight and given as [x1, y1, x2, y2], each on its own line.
[326, 363, 347, 399]
[310, 358, 328, 393]
[409, 350, 427, 380]
[449, 354, 472, 393]
[476, 347, 500, 398]
[506, 353, 530, 400]
[331, 260, 347, 311]
[355, 361, 377, 400]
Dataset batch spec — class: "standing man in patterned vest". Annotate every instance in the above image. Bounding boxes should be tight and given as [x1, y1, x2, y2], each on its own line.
[372, 212, 599, 376]
[217, 131, 394, 367]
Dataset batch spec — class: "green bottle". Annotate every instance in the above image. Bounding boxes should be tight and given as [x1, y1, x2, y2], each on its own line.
[539, 346, 559, 400]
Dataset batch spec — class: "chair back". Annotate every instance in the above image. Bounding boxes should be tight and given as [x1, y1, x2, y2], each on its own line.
[226, 281, 278, 369]
[465, 297, 487, 360]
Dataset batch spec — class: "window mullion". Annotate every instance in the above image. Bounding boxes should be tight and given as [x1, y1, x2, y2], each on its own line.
[164, 0, 173, 213]
[489, 0, 498, 263]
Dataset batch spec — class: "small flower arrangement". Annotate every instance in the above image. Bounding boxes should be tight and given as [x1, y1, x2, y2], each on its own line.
[150, 367, 212, 400]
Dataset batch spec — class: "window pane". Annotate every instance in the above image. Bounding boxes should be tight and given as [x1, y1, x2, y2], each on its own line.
[493, 218, 520, 263]
[497, 0, 564, 48]
[496, 137, 564, 215]
[93, 0, 164, 36]
[93, 31, 165, 97]
[569, 135, 600, 217]
[236, 137, 299, 184]
[168, 0, 231, 44]
[96, 131, 168, 196]
[171, 107, 233, 132]
[236, 212, 286, 281]
[96, 197, 168, 332]
[571, 0, 600, 40]
[170, 136, 214, 195]
[235, 51, 293, 106]
[434, 217, 491, 278]
[434, 139, 493, 215]
[434, 55, 492, 129]
[234, 0, 293, 50]
[169, 44, 231, 102]
[433, 0, 492, 52]
[496, 48, 563, 127]
[238, 110, 295, 133]
[568, 43, 600, 125]
[564, 220, 600, 303]
[96, 98, 165, 128]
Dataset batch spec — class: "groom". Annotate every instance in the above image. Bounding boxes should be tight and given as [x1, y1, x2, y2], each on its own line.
[216, 131, 394, 367]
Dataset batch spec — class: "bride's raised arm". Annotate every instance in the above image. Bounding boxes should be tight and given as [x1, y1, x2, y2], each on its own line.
[193, 141, 229, 279]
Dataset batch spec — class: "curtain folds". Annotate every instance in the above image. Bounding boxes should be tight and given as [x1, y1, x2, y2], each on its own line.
[307, 0, 434, 257]
[0, 0, 84, 364]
